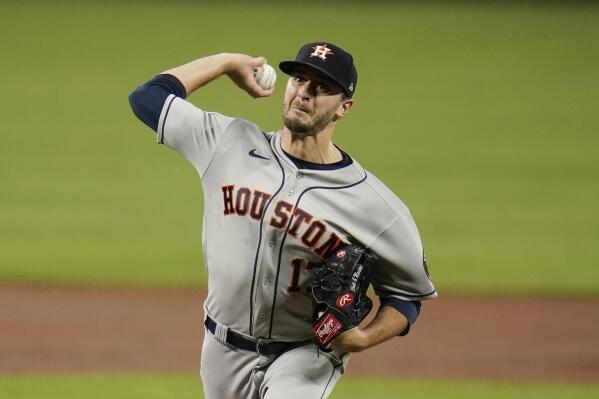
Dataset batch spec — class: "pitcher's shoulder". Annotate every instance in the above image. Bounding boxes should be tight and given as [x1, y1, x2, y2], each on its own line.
[355, 167, 412, 217]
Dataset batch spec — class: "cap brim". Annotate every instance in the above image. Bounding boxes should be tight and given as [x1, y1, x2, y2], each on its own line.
[278, 61, 352, 97]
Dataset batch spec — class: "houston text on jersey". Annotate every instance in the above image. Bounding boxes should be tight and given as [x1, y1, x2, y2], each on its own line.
[222, 184, 346, 259]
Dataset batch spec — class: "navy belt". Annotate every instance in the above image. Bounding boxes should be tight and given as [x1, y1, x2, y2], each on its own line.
[204, 316, 309, 356]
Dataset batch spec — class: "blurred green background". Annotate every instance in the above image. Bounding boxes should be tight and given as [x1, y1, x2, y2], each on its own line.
[1, 1, 598, 396]
[0, 1, 599, 295]
[1, 374, 598, 399]
[2, 0, 598, 294]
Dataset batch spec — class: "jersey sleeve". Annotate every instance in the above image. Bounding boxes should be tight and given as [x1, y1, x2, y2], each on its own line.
[129, 74, 187, 132]
[369, 210, 437, 302]
[128, 74, 235, 175]
[156, 95, 235, 175]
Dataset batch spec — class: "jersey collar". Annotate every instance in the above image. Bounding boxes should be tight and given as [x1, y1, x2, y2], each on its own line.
[270, 131, 366, 184]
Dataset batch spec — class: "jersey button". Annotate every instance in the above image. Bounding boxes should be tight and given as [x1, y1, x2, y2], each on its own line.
[287, 189, 294, 196]
[263, 277, 271, 285]
[258, 312, 265, 318]
[296, 172, 303, 179]
[268, 240, 275, 247]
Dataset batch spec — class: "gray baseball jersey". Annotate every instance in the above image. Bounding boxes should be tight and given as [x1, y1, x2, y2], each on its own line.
[156, 94, 437, 341]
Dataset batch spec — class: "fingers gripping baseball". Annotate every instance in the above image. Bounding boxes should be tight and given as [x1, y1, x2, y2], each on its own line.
[226, 55, 275, 98]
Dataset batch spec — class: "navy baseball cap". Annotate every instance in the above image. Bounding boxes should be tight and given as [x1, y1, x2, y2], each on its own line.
[279, 42, 358, 98]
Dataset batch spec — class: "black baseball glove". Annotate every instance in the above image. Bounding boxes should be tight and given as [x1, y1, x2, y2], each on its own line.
[310, 243, 375, 349]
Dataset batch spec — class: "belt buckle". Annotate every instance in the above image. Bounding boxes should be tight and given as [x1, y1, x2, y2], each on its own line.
[257, 339, 284, 356]
[256, 338, 269, 356]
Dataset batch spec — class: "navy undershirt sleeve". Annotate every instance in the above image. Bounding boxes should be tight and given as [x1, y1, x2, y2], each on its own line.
[379, 297, 421, 336]
[128, 74, 187, 132]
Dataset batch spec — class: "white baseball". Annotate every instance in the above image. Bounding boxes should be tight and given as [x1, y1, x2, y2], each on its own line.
[254, 64, 276, 90]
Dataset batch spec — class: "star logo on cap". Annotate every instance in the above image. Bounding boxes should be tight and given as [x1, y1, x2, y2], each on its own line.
[310, 43, 334, 61]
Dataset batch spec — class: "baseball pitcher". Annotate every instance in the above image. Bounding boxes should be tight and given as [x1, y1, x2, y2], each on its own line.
[128, 42, 437, 399]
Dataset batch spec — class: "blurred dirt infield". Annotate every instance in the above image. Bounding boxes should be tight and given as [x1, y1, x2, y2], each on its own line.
[1, 285, 598, 382]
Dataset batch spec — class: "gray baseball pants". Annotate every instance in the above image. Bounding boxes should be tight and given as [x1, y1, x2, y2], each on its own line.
[200, 324, 349, 399]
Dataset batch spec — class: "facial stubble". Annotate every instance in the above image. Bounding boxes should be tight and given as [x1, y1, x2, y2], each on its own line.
[282, 101, 337, 135]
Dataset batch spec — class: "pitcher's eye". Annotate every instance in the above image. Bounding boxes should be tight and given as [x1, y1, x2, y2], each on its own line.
[291, 74, 307, 83]
[316, 83, 331, 93]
